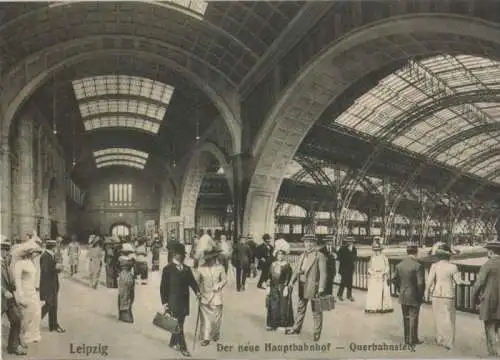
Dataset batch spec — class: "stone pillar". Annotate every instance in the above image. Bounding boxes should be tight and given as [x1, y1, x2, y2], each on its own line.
[0, 136, 11, 237]
[231, 153, 252, 241]
[16, 113, 36, 236]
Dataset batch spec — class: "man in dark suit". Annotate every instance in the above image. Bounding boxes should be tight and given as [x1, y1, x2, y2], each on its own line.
[231, 236, 252, 291]
[472, 240, 500, 357]
[1, 238, 26, 355]
[40, 239, 65, 333]
[337, 237, 357, 301]
[392, 242, 424, 346]
[160, 242, 200, 357]
[285, 234, 327, 341]
[256, 233, 274, 289]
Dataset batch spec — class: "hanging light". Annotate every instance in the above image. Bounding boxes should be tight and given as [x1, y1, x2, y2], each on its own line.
[52, 73, 58, 135]
[195, 100, 200, 141]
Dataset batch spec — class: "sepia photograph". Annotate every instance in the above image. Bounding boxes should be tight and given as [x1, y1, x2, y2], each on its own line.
[0, 0, 500, 358]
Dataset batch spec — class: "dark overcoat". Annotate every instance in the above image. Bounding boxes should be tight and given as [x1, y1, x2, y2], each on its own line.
[392, 256, 425, 306]
[231, 242, 252, 267]
[337, 245, 357, 277]
[160, 263, 199, 318]
[472, 256, 500, 321]
[39, 251, 60, 304]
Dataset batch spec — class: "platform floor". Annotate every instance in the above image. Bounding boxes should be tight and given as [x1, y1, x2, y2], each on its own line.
[1, 250, 493, 359]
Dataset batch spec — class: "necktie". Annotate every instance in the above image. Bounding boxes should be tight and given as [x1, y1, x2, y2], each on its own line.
[177, 265, 183, 271]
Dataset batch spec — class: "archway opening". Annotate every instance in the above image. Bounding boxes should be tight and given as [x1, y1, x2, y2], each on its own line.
[111, 224, 130, 237]
[179, 143, 234, 243]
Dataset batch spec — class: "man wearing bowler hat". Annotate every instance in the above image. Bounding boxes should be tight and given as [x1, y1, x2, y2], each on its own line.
[472, 240, 500, 356]
[1, 237, 26, 355]
[392, 242, 425, 346]
[337, 236, 357, 301]
[160, 242, 201, 357]
[40, 239, 65, 333]
[285, 234, 326, 341]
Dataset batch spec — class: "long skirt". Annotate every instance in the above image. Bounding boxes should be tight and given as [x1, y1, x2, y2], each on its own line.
[135, 262, 148, 281]
[266, 287, 294, 329]
[88, 259, 102, 288]
[198, 303, 223, 341]
[151, 249, 160, 271]
[365, 275, 393, 313]
[431, 296, 456, 348]
[20, 294, 42, 343]
[118, 271, 135, 323]
[105, 264, 118, 288]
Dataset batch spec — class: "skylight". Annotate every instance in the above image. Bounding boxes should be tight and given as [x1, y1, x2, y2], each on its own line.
[95, 155, 147, 166]
[166, 0, 208, 16]
[334, 54, 500, 184]
[96, 161, 145, 170]
[93, 148, 149, 170]
[94, 148, 149, 159]
[72, 75, 175, 135]
[83, 116, 161, 134]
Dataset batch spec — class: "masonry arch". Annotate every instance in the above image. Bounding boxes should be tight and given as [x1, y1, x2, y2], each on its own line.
[179, 142, 233, 231]
[1, 39, 241, 158]
[110, 223, 131, 237]
[244, 14, 500, 239]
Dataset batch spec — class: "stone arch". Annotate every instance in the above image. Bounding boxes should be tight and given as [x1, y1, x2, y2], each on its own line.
[179, 142, 233, 230]
[109, 222, 131, 237]
[244, 14, 500, 239]
[1, 41, 241, 156]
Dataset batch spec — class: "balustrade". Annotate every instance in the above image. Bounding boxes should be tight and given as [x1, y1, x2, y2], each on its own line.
[283, 251, 481, 314]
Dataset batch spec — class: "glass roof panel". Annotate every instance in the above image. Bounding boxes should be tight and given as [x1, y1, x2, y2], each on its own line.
[93, 148, 149, 160]
[72, 75, 175, 106]
[166, 0, 208, 16]
[469, 155, 500, 178]
[96, 161, 144, 170]
[78, 99, 166, 121]
[83, 116, 161, 134]
[332, 54, 500, 184]
[95, 155, 147, 165]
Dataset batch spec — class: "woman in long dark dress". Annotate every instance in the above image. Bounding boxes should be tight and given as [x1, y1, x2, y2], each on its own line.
[151, 238, 162, 272]
[117, 244, 136, 323]
[266, 247, 294, 331]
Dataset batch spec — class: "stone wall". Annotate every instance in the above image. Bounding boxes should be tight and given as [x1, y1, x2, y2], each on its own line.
[9, 105, 68, 238]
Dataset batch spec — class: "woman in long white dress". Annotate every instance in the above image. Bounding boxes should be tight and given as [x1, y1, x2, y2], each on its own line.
[12, 241, 44, 344]
[365, 239, 393, 313]
[425, 243, 468, 350]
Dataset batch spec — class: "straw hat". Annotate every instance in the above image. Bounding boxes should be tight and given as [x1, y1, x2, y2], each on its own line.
[120, 243, 135, 254]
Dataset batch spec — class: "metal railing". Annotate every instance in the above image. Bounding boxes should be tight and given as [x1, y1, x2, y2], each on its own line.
[284, 251, 481, 314]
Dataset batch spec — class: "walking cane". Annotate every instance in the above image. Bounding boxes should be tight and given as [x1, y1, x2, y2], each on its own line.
[192, 300, 201, 352]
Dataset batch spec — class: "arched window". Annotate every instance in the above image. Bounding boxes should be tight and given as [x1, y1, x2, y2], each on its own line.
[111, 224, 130, 237]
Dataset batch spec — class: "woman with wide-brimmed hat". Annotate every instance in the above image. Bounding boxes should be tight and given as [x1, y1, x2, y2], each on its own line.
[195, 247, 227, 346]
[117, 243, 136, 323]
[365, 238, 393, 314]
[11, 240, 44, 344]
[425, 243, 468, 350]
[265, 240, 294, 332]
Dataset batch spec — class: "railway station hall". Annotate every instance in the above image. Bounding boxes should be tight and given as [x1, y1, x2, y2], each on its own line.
[1, 1, 500, 359]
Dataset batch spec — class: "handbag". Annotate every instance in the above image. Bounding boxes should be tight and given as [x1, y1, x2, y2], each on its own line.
[311, 294, 335, 312]
[152, 310, 180, 334]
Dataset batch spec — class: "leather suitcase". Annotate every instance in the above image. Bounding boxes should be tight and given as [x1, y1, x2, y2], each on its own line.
[152, 311, 180, 334]
[311, 295, 335, 312]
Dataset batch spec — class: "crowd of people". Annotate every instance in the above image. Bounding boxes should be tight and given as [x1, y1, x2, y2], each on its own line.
[1, 228, 499, 357]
